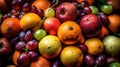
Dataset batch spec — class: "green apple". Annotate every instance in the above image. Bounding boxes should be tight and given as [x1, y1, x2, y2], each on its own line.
[100, 4, 113, 14]
[34, 29, 47, 41]
[89, 5, 99, 15]
[44, 7, 55, 18]
[103, 35, 120, 56]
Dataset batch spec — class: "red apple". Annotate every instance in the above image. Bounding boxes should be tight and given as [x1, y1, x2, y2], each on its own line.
[0, 37, 11, 56]
[44, 17, 61, 35]
[79, 14, 102, 38]
[56, 2, 78, 22]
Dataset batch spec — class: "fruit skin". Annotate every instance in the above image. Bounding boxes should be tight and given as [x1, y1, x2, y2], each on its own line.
[107, 0, 120, 13]
[79, 14, 102, 38]
[44, 8, 55, 18]
[20, 13, 42, 31]
[76, 0, 95, 5]
[44, 17, 61, 35]
[58, 21, 84, 45]
[85, 38, 104, 55]
[1, 18, 21, 38]
[0, 0, 8, 12]
[30, 56, 51, 67]
[34, 29, 47, 41]
[32, 0, 51, 11]
[0, 37, 11, 56]
[38, 35, 62, 58]
[89, 5, 99, 15]
[108, 14, 120, 33]
[60, 46, 83, 67]
[108, 61, 120, 67]
[56, 2, 78, 22]
[100, 4, 113, 14]
[103, 35, 120, 56]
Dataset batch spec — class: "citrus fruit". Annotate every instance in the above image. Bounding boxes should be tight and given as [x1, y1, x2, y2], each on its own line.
[12, 51, 20, 66]
[38, 35, 62, 58]
[32, 0, 51, 11]
[76, 0, 95, 5]
[60, 46, 83, 67]
[58, 21, 84, 45]
[20, 13, 42, 31]
[30, 56, 51, 67]
[85, 38, 104, 55]
[103, 35, 120, 56]
[1, 17, 21, 38]
[108, 14, 120, 33]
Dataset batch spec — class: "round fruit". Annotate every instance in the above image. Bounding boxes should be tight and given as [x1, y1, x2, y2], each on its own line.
[32, 0, 51, 11]
[20, 13, 42, 31]
[108, 14, 120, 34]
[109, 61, 120, 67]
[38, 35, 62, 58]
[100, 4, 113, 14]
[44, 8, 55, 18]
[60, 46, 83, 67]
[12, 51, 20, 66]
[1, 17, 21, 38]
[85, 38, 104, 55]
[89, 5, 99, 14]
[34, 29, 47, 41]
[103, 35, 120, 56]
[30, 56, 51, 67]
[58, 21, 84, 45]
[77, 0, 95, 5]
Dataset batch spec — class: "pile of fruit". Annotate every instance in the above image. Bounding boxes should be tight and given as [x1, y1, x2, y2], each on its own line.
[0, 0, 120, 67]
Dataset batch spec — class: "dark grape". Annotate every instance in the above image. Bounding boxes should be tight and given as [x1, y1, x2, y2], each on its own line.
[24, 30, 33, 42]
[78, 44, 88, 53]
[28, 51, 38, 61]
[80, 1, 89, 7]
[84, 54, 95, 66]
[17, 53, 30, 66]
[84, 7, 92, 14]
[18, 11, 26, 19]
[15, 41, 26, 51]
[95, 54, 106, 66]
[16, 0, 24, 6]
[19, 31, 26, 41]
[99, 12, 110, 25]
[37, 9, 44, 18]
[52, 59, 63, 67]
[29, 6, 37, 13]
[12, 0, 20, 11]
[11, 37, 19, 45]
[107, 57, 119, 64]
[22, 2, 31, 12]
[26, 40, 38, 51]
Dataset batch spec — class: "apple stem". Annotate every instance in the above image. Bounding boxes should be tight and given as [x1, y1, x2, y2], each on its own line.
[50, 0, 59, 8]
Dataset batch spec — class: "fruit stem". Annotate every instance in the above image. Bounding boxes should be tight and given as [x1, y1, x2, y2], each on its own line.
[51, 0, 59, 8]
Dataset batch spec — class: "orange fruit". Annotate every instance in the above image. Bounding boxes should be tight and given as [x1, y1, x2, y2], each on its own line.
[20, 13, 42, 31]
[76, 0, 95, 5]
[32, 0, 51, 11]
[6, 65, 16, 67]
[58, 21, 84, 45]
[108, 14, 120, 33]
[30, 56, 51, 67]
[85, 38, 104, 55]
[12, 51, 20, 66]
[60, 46, 83, 67]
[98, 26, 109, 40]
[1, 17, 21, 38]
